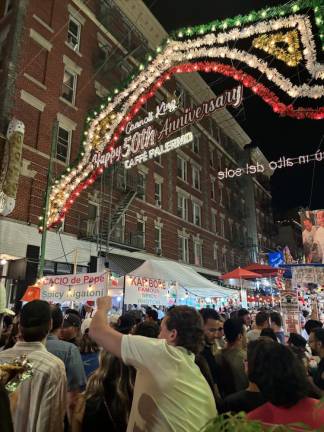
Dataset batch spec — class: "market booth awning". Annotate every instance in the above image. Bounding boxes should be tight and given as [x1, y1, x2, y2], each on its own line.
[127, 259, 234, 298]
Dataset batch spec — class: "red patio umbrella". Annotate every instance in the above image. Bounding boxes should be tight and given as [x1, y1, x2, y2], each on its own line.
[244, 263, 279, 277]
[219, 267, 260, 307]
[219, 267, 261, 280]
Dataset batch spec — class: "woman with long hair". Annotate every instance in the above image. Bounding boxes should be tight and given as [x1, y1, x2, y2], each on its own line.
[79, 329, 100, 378]
[72, 335, 135, 432]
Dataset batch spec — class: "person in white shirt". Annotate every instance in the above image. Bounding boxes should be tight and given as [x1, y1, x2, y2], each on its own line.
[302, 218, 317, 262]
[0, 300, 67, 432]
[313, 211, 324, 264]
[90, 297, 217, 432]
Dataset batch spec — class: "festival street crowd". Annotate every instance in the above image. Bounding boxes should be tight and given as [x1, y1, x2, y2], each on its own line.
[0, 299, 324, 431]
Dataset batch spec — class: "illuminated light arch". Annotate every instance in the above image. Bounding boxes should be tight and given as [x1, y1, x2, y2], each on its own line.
[43, 0, 324, 230]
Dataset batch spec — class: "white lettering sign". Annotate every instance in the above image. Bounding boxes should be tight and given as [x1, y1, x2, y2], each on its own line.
[125, 99, 178, 135]
[40, 272, 107, 303]
[91, 84, 243, 171]
[124, 132, 193, 169]
[124, 275, 169, 306]
[217, 151, 324, 180]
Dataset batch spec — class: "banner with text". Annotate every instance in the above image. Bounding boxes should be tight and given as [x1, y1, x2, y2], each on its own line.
[280, 290, 300, 334]
[124, 275, 168, 306]
[40, 272, 107, 303]
[299, 210, 324, 264]
[292, 266, 324, 287]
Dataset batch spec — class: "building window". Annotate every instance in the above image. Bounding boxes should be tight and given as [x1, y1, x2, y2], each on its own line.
[177, 156, 187, 182]
[213, 244, 219, 269]
[219, 182, 224, 206]
[211, 210, 217, 233]
[192, 135, 200, 154]
[231, 250, 235, 268]
[136, 220, 145, 248]
[222, 247, 227, 271]
[137, 173, 146, 200]
[62, 68, 77, 104]
[217, 153, 222, 171]
[67, 16, 81, 51]
[56, 126, 71, 163]
[192, 166, 201, 190]
[211, 179, 215, 200]
[227, 189, 231, 209]
[210, 147, 214, 167]
[154, 226, 162, 254]
[86, 203, 99, 237]
[155, 154, 162, 165]
[154, 182, 162, 207]
[112, 215, 125, 243]
[241, 199, 246, 216]
[193, 202, 201, 226]
[178, 236, 189, 263]
[228, 220, 233, 240]
[177, 193, 188, 220]
[194, 241, 203, 266]
[220, 216, 225, 238]
[3, 0, 12, 16]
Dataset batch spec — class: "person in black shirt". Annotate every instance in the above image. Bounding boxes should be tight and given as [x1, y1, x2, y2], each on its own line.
[308, 328, 324, 391]
[221, 339, 269, 414]
[198, 309, 222, 384]
[196, 309, 222, 406]
[0, 383, 13, 432]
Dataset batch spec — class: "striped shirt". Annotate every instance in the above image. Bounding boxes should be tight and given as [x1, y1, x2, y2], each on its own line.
[0, 341, 67, 432]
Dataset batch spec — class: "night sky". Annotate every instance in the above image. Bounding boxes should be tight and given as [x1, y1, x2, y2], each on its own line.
[143, 0, 324, 216]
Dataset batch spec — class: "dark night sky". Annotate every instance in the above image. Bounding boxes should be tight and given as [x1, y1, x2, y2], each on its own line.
[143, 0, 324, 215]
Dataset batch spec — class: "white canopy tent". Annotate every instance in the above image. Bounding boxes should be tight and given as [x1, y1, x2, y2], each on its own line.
[122, 259, 235, 298]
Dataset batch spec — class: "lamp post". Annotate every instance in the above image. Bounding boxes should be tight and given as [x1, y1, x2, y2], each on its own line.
[38, 121, 58, 279]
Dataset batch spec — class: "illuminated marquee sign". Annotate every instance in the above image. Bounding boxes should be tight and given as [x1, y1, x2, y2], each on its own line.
[92, 84, 243, 170]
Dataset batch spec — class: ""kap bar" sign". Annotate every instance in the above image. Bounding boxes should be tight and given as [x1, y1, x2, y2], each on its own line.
[124, 275, 168, 306]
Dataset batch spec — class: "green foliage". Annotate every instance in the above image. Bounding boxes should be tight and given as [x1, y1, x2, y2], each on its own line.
[200, 413, 319, 432]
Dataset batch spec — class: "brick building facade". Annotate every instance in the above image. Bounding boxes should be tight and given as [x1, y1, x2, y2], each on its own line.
[0, 0, 277, 298]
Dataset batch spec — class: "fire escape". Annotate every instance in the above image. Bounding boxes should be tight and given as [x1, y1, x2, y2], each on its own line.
[77, 1, 151, 252]
[78, 164, 145, 252]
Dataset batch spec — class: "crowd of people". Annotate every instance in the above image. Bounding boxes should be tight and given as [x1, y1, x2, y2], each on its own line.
[0, 298, 324, 431]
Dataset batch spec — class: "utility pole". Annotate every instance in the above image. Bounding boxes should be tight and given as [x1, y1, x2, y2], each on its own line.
[37, 121, 58, 279]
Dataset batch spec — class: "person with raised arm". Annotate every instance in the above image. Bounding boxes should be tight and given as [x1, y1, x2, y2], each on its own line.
[90, 297, 216, 432]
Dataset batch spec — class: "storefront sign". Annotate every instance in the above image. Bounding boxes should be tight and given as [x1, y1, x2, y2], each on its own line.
[292, 266, 324, 286]
[280, 290, 300, 334]
[124, 275, 169, 306]
[92, 84, 243, 171]
[40, 272, 107, 303]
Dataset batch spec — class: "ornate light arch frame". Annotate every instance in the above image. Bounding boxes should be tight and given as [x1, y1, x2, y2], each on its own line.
[43, 0, 324, 230]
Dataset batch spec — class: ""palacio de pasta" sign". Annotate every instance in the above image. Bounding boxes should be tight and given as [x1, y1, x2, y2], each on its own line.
[92, 84, 243, 170]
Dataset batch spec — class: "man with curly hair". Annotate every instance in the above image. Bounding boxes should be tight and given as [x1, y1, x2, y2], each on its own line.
[90, 297, 216, 432]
